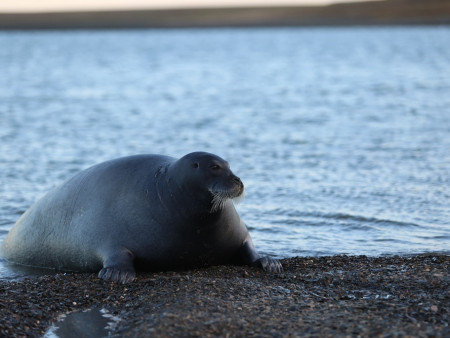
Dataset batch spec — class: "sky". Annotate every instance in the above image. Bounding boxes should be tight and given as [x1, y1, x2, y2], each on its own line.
[0, 0, 380, 13]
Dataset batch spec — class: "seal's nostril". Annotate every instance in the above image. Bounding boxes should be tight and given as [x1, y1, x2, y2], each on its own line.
[233, 176, 243, 187]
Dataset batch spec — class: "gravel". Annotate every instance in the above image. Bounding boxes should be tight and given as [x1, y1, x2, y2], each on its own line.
[1, 255, 448, 337]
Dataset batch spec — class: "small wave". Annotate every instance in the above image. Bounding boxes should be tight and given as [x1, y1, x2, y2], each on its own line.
[0, 218, 14, 235]
[274, 209, 422, 229]
[373, 238, 411, 243]
[0, 218, 14, 226]
[416, 234, 450, 240]
[253, 226, 283, 234]
[318, 212, 422, 228]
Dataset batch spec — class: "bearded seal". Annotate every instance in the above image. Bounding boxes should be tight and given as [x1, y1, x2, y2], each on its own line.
[1, 152, 282, 283]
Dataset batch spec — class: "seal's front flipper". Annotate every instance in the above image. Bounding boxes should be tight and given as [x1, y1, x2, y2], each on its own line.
[239, 240, 283, 273]
[98, 247, 136, 284]
[98, 266, 136, 284]
[252, 256, 283, 273]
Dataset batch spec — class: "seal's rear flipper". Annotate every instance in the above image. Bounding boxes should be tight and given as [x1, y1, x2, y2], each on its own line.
[239, 240, 283, 273]
[98, 247, 136, 284]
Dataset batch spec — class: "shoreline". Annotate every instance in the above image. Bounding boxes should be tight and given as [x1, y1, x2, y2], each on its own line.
[1, 254, 448, 336]
[1, 0, 450, 30]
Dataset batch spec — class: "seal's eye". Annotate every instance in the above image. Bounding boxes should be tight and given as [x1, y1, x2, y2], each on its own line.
[210, 164, 221, 170]
[192, 163, 199, 169]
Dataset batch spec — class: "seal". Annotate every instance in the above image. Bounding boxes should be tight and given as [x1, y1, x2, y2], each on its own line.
[1, 152, 282, 283]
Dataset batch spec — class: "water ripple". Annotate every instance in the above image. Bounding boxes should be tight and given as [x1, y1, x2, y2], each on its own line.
[272, 209, 422, 229]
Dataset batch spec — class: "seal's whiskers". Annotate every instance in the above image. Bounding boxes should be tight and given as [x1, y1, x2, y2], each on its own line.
[232, 189, 245, 206]
[210, 188, 245, 213]
[211, 191, 230, 213]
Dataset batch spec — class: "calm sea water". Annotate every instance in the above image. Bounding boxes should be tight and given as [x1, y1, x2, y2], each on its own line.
[0, 26, 449, 279]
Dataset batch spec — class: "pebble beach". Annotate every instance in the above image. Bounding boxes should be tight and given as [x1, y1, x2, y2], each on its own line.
[1, 255, 448, 337]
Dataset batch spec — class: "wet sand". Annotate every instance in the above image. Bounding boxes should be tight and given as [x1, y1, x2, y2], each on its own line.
[0, 255, 448, 336]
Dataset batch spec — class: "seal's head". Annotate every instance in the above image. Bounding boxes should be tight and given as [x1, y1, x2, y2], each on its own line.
[170, 152, 245, 212]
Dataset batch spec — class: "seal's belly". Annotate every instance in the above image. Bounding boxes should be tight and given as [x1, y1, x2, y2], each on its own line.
[132, 230, 243, 271]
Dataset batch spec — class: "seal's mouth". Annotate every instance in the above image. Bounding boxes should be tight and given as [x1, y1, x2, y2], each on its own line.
[232, 189, 245, 205]
[209, 187, 245, 213]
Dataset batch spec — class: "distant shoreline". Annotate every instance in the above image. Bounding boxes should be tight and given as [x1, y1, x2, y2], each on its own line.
[1, 0, 450, 30]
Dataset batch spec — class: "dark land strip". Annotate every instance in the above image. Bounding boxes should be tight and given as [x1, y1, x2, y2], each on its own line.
[1, 0, 450, 30]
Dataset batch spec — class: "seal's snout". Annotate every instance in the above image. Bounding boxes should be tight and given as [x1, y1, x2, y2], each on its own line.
[232, 175, 244, 188]
[231, 175, 244, 198]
